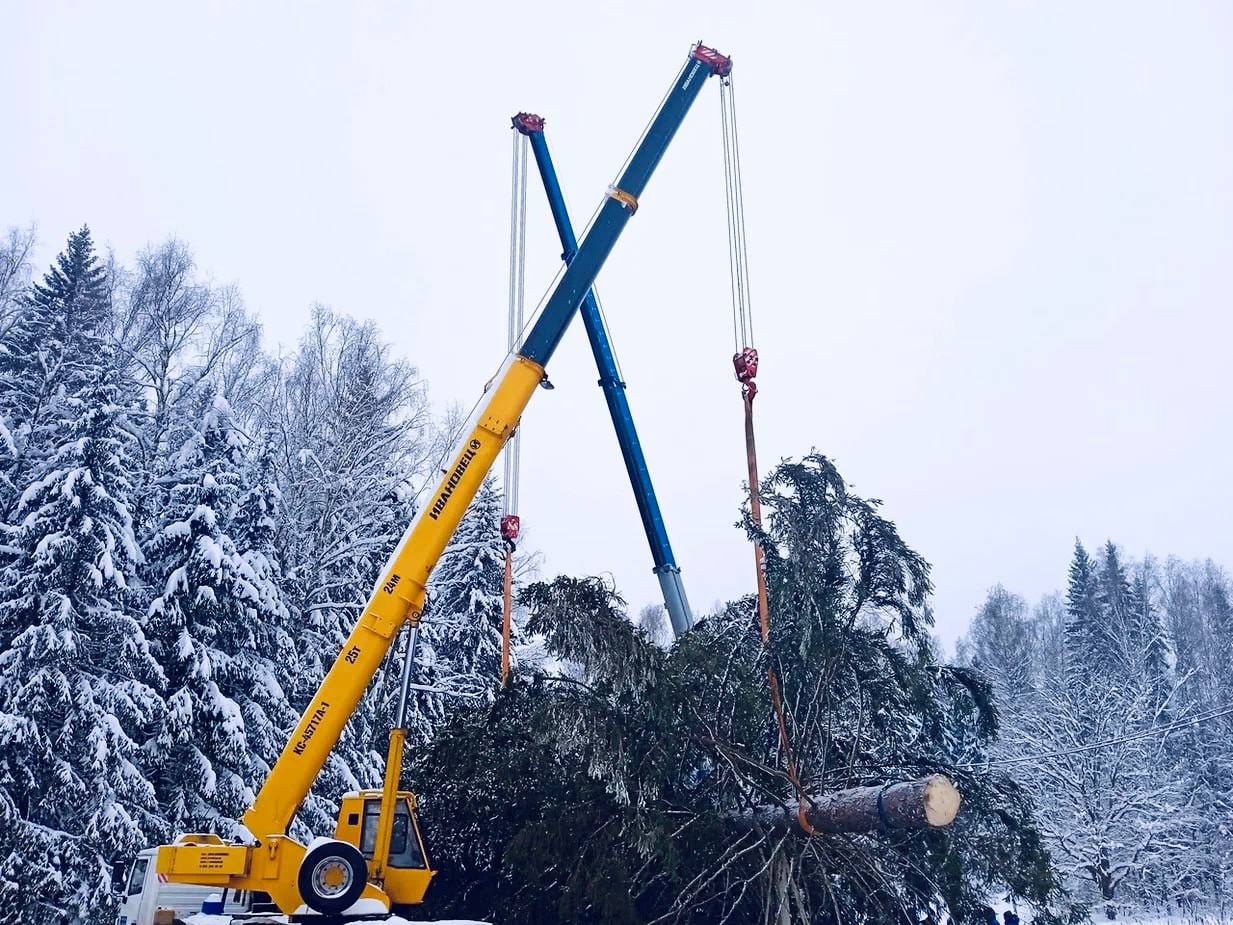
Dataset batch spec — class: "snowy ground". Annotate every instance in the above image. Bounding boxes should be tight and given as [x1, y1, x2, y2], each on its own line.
[1003, 913, 1228, 925]
[185, 916, 489, 925]
[183, 910, 1231, 925]
[183, 912, 1228, 925]
[185, 914, 1223, 925]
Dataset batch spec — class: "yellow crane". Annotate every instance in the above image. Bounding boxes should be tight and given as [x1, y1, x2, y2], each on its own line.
[154, 42, 732, 917]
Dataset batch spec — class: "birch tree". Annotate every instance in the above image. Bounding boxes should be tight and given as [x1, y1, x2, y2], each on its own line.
[272, 306, 431, 831]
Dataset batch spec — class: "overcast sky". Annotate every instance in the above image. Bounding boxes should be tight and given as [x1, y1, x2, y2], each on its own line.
[4, 2, 1231, 645]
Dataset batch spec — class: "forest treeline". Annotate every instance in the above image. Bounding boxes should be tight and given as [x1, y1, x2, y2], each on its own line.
[0, 226, 510, 922]
[0, 224, 1229, 924]
[958, 545, 1233, 918]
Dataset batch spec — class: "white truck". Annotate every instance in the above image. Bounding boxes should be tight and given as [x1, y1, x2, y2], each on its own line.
[113, 847, 261, 925]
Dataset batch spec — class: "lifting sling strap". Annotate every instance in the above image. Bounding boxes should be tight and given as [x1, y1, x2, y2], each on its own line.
[723, 76, 814, 836]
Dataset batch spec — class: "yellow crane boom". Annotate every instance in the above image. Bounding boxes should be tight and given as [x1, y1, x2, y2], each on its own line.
[243, 356, 541, 841]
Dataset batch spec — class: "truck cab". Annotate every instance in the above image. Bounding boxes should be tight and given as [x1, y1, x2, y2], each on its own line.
[115, 848, 254, 925]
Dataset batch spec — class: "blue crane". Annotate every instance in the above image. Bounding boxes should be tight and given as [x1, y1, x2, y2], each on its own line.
[512, 112, 694, 636]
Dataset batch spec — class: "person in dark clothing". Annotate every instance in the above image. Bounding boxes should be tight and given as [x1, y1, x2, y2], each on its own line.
[981, 908, 998, 925]
[1002, 911, 1021, 925]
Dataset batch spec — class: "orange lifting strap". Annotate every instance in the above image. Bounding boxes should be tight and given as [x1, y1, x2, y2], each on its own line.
[735, 353, 814, 836]
[500, 515, 519, 688]
[721, 66, 812, 834]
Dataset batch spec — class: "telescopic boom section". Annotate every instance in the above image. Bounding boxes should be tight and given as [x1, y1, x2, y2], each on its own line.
[241, 42, 729, 844]
[513, 112, 693, 635]
[519, 44, 730, 364]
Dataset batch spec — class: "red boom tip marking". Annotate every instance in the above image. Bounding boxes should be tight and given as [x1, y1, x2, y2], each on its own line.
[512, 112, 545, 135]
[691, 44, 732, 77]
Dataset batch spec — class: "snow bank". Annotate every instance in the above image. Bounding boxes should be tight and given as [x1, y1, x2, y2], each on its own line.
[186, 916, 490, 925]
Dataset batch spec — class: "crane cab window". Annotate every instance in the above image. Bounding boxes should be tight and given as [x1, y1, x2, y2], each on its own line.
[359, 799, 427, 869]
[126, 858, 148, 895]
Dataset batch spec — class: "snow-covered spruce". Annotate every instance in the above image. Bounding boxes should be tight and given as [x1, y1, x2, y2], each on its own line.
[0, 367, 163, 923]
[422, 477, 507, 706]
[0, 226, 112, 526]
[141, 391, 296, 839]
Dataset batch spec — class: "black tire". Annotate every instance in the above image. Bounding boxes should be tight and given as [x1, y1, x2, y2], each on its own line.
[297, 839, 367, 914]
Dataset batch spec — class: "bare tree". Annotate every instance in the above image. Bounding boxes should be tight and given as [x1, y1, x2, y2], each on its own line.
[1009, 671, 1194, 919]
[0, 224, 36, 342]
[955, 585, 1036, 722]
[274, 306, 433, 619]
[271, 305, 432, 829]
[1157, 558, 1233, 909]
[637, 602, 673, 647]
[115, 239, 263, 447]
[212, 285, 279, 424]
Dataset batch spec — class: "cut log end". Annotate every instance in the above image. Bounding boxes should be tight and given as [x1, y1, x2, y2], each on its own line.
[922, 774, 961, 828]
[740, 775, 962, 836]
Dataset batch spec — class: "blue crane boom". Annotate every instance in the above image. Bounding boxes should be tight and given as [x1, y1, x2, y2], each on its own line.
[512, 112, 694, 636]
[518, 44, 730, 364]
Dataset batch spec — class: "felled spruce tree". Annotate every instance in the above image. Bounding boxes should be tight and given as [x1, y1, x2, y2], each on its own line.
[412, 453, 1059, 925]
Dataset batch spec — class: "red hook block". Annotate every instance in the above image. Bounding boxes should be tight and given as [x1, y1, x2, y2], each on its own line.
[732, 347, 759, 383]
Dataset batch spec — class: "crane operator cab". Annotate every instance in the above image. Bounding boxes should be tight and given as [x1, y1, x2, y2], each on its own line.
[324, 790, 434, 911]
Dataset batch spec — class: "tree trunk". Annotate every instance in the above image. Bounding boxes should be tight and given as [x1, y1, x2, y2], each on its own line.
[773, 852, 791, 925]
[1094, 849, 1117, 919]
[743, 775, 961, 835]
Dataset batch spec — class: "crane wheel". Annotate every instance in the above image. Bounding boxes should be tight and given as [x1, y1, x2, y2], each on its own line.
[297, 839, 367, 914]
